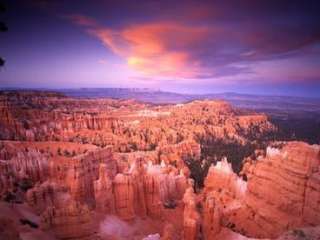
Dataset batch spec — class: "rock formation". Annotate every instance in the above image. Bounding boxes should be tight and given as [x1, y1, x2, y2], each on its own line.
[202, 192, 222, 240]
[204, 157, 247, 207]
[113, 173, 136, 220]
[183, 187, 201, 240]
[26, 181, 68, 214]
[41, 199, 97, 240]
[161, 224, 175, 240]
[242, 142, 320, 237]
[202, 141, 320, 238]
[0, 218, 20, 240]
[1, 92, 319, 240]
[93, 164, 115, 214]
[303, 169, 320, 226]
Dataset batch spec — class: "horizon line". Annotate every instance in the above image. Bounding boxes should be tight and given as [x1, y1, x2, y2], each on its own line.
[1, 87, 320, 100]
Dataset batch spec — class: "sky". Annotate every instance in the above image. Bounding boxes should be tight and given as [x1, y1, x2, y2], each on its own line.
[1, 0, 320, 97]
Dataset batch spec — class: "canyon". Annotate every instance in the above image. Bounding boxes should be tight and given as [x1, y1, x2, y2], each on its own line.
[0, 91, 319, 240]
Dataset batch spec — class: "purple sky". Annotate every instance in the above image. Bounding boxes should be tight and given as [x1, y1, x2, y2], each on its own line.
[1, 0, 320, 97]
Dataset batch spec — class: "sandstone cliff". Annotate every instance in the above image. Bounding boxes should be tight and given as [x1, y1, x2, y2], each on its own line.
[2, 92, 317, 240]
[202, 141, 320, 238]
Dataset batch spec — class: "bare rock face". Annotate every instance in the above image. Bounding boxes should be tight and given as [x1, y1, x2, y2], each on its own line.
[93, 164, 115, 214]
[49, 147, 114, 208]
[144, 162, 190, 219]
[202, 159, 245, 239]
[0, 145, 51, 201]
[0, 147, 49, 196]
[68, 148, 114, 207]
[41, 199, 97, 240]
[10, 149, 49, 183]
[204, 158, 247, 207]
[22, 147, 114, 239]
[276, 226, 320, 240]
[303, 170, 320, 226]
[113, 173, 136, 220]
[64, 158, 96, 207]
[0, 218, 20, 240]
[110, 158, 189, 221]
[202, 192, 222, 240]
[159, 140, 201, 169]
[143, 170, 163, 218]
[131, 158, 148, 218]
[183, 187, 200, 240]
[0, 161, 15, 196]
[237, 115, 275, 136]
[26, 181, 68, 214]
[243, 142, 320, 237]
[203, 141, 320, 239]
[161, 224, 175, 240]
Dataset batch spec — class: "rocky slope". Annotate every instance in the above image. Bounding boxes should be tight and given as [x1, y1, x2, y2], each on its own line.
[198, 141, 320, 239]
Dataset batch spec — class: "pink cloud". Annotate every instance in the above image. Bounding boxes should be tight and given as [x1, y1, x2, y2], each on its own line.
[87, 22, 216, 79]
[66, 13, 320, 84]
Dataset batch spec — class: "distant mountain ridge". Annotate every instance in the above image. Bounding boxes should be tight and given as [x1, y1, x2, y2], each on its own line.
[58, 88, 320, 114]
[1, 88, 320, 115]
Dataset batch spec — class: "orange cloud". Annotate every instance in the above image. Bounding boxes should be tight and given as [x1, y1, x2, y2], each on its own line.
[87, 22, 212, 78]
[68, 13, 320, 83]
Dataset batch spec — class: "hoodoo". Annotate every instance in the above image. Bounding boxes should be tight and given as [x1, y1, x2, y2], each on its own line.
[0, 92, 319, 239]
